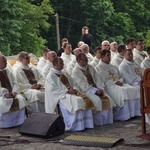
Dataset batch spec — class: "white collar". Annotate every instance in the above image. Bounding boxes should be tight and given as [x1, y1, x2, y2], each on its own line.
[77, 63, 87, 71]
[53, 69, 62, 75]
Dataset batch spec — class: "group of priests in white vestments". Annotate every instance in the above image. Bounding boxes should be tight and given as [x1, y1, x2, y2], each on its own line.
[1, 40, 150, 131]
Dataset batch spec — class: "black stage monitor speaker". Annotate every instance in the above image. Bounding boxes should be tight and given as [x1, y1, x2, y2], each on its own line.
[18, 112, 65, 138]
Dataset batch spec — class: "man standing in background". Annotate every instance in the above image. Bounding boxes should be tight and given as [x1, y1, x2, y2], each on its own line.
[80, 26, 93, 53]
[57, 38, 68, 57]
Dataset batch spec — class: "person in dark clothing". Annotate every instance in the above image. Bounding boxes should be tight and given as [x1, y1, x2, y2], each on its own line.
[80, 26, 93, 52]
[57, 38, 68, 56]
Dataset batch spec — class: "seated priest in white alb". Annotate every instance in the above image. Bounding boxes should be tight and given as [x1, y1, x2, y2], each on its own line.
[80, 44, 93, 63]
[72, 53, 116, 126]
[96, 50, 141, 121]
[119, 49, 143, 88]
[41, 51, 57, 78]
[141, 47, 150, 72]
[0, 55, 28, 128]
[13, 52, 36, 75]
[61, 43, 75, 71]
[111, 44, 126, 68]
[0, 52, 13, 72]
[133, 40, 147, 66]
[110, 41, 118, 60]
[45, 57, 94, 131]
[37, 48, 51, 71]
[90, 46, 102, 67]
[14, 52, 45, 113]
[67, 48, 83, 75]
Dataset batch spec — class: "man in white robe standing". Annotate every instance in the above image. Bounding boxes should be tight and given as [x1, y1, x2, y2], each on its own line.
[45, 57, 94, 131]
[67, 48, 83, 75]
[0, 55, 28, 128]
[126, 37, 135, 50]
[110, 41, 118, 60]
[14, 52, 45, 113]
[133, 40, 147, 65]
[72, 53, 116, 126]
[61, 43, 75, 70]
[41, 51, 57, 78]
[80, 44, 93, 63]
[37, 48, 50, 71]
[141, 47, 150, 71]
[90, 46, 102, 67]
[111, 44, 126, 68]
[96, 50, 141, 121]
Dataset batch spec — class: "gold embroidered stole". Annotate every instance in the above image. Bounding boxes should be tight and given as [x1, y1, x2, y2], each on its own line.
[0, 70, 12, 92]
[55, 73, 94, 110]
[134, 68, 142, 77]
[108, 71, 118, 81]
[81, 67, 97, 87]
[23, 69, 37, 85]
[81, 68, 110, 110]
[10, 98, 19, 112]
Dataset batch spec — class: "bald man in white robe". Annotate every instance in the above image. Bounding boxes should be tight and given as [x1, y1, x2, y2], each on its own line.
[0, 55, 28, 128]
[45, 57, 94, 131]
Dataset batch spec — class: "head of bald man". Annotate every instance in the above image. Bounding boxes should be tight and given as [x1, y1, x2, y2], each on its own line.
[47, 51, 57, 62]
[73, 48, 83, 57]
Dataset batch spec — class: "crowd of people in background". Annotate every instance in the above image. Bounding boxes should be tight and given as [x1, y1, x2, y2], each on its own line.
[0, 26, 150, 132]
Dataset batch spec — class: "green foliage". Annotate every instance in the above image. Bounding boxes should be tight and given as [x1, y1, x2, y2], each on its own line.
[48, 0, 150, 51]
[0, 0, 149, 55]
[0, 0, 53, 56]
[145, 30, 150, 47]
[0, 0, 23, 55]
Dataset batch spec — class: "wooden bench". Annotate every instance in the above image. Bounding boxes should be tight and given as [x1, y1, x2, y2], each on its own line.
[140, 68, 150, 134]
[7, 59, 17, 66]
[7, 58, 35, 66]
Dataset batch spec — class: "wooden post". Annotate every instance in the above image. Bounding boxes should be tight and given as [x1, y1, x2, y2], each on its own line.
[55, 13, 60, 50]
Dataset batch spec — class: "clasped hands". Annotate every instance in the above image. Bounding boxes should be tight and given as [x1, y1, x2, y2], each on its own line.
[96, 88, 104, 97]
[4, 92, 17, 98]
[67, 88, 78, 95]
[115, 81, 123, 86]
[31, 83, 41, 90]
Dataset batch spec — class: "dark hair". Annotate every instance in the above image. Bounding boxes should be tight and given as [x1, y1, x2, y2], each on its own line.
[52, 57, 59, 66]
[125, 49, 132, 53]
[94, 46, 101, 54]
[18, 52, 29, 60]
[82, 26, 89, 30]
[63, 43, 71, 49]
[61, 38, 68, 43]
[76, 52, 86, 62]
[135, 39, 144, 44]
[118, 44, 126, 53]
[42, 48, 51, 55]
[126, 38, 135, 44]
[101, 49, 110, 57]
